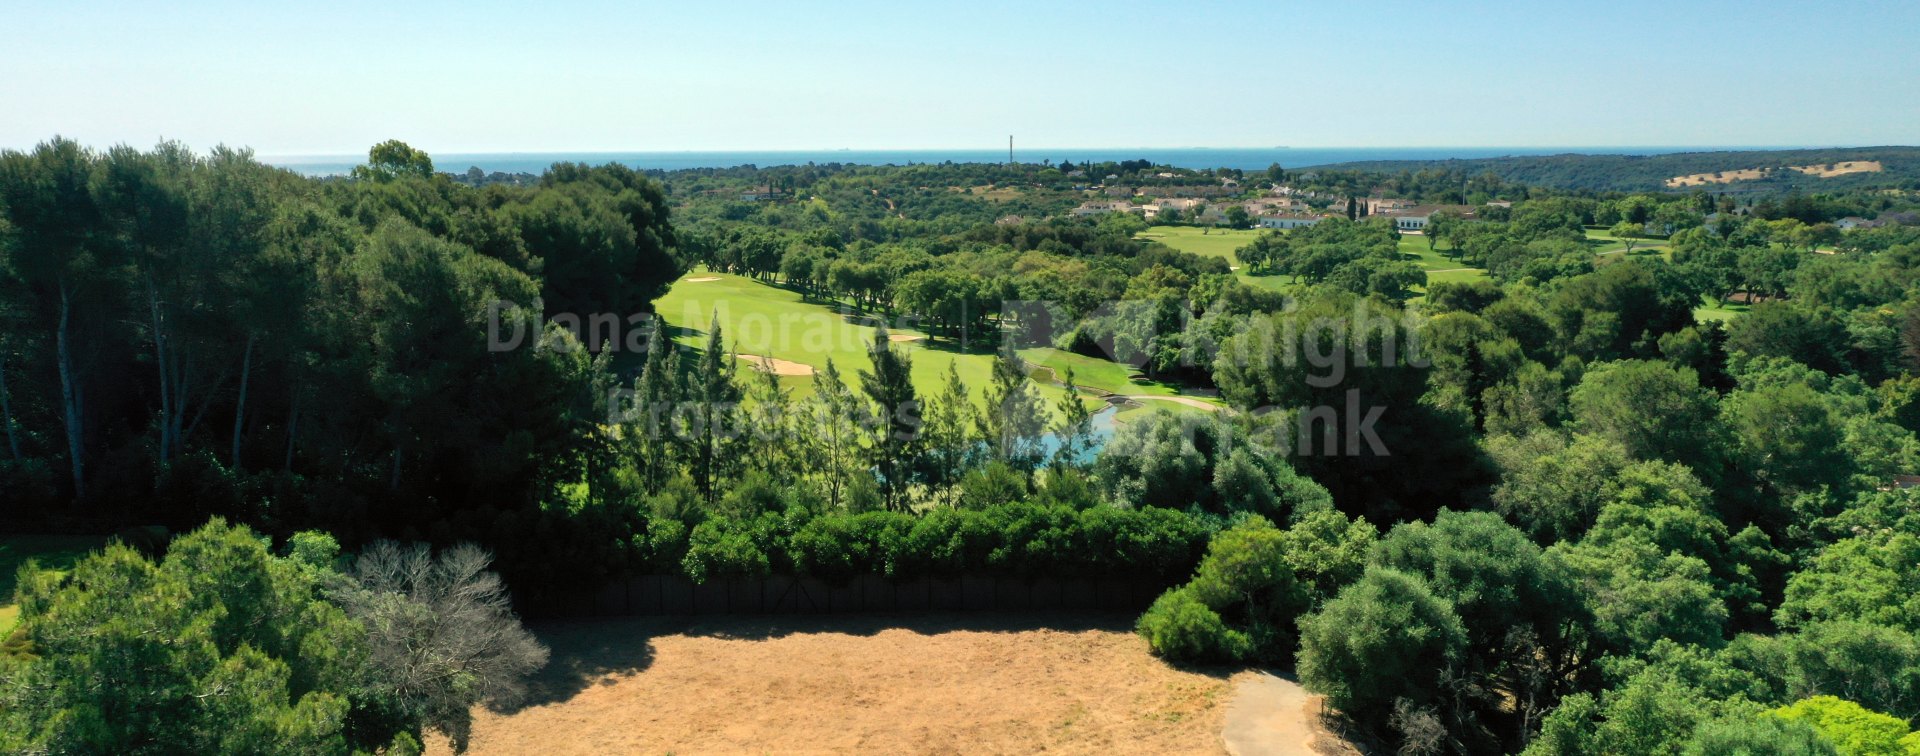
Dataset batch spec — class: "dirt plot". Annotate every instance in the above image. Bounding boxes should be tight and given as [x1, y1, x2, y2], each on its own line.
[433, 613, 1236, 755]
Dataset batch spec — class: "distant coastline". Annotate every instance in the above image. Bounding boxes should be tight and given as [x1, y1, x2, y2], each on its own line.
[260, 146, 1771, 177]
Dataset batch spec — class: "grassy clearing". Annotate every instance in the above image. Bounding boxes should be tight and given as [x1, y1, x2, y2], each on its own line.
[1138, 226, 1304, 296]
[654, 271, 1201, 417]
[1143, 225, 1494, 303]
[1397, 235, 1471, 272]
[0, 535, 106, 634]
[1585, 228, 1672, 258]
[1136, 226, 1262, 268]
[1694, 296, 1752, 322]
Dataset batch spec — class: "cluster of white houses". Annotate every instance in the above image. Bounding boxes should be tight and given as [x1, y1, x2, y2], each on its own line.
[1070, 186, 1483, 233]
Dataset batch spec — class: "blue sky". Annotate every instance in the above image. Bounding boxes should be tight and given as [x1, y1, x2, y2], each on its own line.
[3, 0, 1916, 155]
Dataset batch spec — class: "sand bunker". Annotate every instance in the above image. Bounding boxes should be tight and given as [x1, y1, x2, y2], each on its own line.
[683, 276, 722, 283]
[736, 354, 815, 376]
[887, 333, 925, 343]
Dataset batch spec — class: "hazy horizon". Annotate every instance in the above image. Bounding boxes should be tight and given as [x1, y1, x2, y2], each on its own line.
[256, 145, 1868, 177]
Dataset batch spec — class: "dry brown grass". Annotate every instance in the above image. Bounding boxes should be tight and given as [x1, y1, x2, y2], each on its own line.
[1789, 160, 1883, 177]
[430, 613, 1236, 755]
[1665, 160, 1883, 187]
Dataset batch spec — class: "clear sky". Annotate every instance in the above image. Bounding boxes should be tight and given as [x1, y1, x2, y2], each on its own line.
[4, 0, 1916, 155]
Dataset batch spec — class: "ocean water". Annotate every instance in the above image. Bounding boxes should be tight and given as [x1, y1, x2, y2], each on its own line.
[262, 146, 1729, 177]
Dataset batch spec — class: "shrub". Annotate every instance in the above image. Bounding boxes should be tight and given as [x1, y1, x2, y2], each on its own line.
[682, 517, 774, 583]
[789, 511, 914, 583]
[666, 502, 1208, 584]
[1182, 519, 1308, 658]
[892, 507, 1002, 578]
[1138, 513, 1371, 665]
[1075, 505, 1210, 580]
[1297, 568, 1467, 729]
[982, 502, 1080, 576]
[1135, 588, 1251, 662]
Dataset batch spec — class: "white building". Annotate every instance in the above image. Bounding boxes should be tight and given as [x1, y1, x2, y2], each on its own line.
[1376, 205, 1477, 232]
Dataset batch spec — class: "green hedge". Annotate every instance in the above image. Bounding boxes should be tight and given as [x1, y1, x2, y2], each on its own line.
[673, 502, 1211, 584]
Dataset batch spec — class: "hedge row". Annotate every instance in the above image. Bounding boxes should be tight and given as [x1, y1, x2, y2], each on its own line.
[666, 502, 1214, 585]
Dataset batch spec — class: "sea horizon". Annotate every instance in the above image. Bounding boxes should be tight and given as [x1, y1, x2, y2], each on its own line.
[259, 145, 1818, 177]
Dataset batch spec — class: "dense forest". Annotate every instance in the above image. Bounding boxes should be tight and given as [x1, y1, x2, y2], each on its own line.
[6, 138, 1920, 753]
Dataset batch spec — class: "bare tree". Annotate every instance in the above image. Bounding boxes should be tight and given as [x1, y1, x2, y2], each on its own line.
[333, 542, 549, 751]
[1389, 698, 1447, 756]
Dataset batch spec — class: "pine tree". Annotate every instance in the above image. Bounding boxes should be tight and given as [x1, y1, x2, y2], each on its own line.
[921, 362, 977, 503]
[632, 315, 679, 493]
[806, 358, 862, 510]
[860, 326, 920, 511]
[1051, 366, 1096, 469]
[980, 341, 1046, 473]
[687, 314, 741, 503]
[743, 354, 794, 486]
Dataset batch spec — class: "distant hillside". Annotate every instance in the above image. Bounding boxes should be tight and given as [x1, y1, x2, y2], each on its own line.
[1301, 146, 1920, 193]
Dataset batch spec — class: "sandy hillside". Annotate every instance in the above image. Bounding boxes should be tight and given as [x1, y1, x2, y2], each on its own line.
[434, 613, 1238, 755]
[1790, 160, 1883, 177]
[1665, 160, 1883, 187]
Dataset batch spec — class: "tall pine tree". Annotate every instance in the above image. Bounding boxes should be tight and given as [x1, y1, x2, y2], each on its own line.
[686, 314, 741, 503]
[920, 362, 977, 504]
[806, 359, 863, 510]
[1051, 366, 1096, 469]
[631, 315, 679, 494]
[980, 341, 1046, 473]
[860, 326, 920, 511]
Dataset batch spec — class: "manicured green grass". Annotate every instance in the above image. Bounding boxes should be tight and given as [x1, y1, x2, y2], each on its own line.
[1136, 226, 1263, 268]
[0, 535, 106, 634]
[1424, 268, 1490, 286]
[1020, 347, 1183, 398]
[1397, 236, 1491, 302]
[1236, 274, 1308, 295]
[1585, 228, 1672, 259]
[1694, 295, 1752, 322]
[656, 271, 1146, 417]
[1113, 401, 1215, 423]
[1397, 235, 1474, 272]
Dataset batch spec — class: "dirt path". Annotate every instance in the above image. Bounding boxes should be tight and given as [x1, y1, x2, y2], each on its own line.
[434, 613, 1235, 755]
[1221, 672, 1357, 756]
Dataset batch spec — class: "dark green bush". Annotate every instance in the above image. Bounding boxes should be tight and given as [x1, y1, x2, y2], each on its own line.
[682, 516, 776, 582]
[893, 507, 1002, 577]
[789, 511, 914, 583]
[1138, 517, 1307, 663]
[1075, 505, 1211, 580]
[1135, 588, 1252, 662]
[673, 502, 1209, 583]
